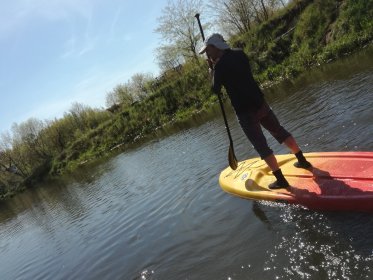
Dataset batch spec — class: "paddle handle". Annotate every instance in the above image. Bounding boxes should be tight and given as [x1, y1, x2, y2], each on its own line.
[194, 13, 237, 169]
[195, 14, 205, 41]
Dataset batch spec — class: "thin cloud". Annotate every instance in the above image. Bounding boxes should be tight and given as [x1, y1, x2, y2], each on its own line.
[61, 36, 76, 58]
[0, 0, 94, 41]
[61, 34, 97, 59]
[108, 8, 122, 43]
[58, 4, 98, 59]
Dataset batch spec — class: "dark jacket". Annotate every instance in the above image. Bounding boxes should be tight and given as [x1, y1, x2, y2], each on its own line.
[212, 49, 264, 114]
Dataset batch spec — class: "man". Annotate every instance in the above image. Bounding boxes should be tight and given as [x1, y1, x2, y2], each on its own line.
[199, 33, 311, 189]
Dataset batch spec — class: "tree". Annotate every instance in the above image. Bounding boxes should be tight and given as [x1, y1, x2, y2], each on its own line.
[105, 84, 133, 108]
[208, 0, 286, 35]
[105, 72, 154, 109]
[155, 44, 184, 73]
[0, 132, 19, 175]
[254, 0, 287, 22]
[11, 118, 51, 160]
[259, 0, 269, 21]
[2, 121, 43, 177]
[155, 0, 206, 69]
[208, 0, 256, 35]
[105, 90, 118, 108]
[67, 102, 104, 131]
[42, 119, 69, 153]
[130, 73, 154, 101]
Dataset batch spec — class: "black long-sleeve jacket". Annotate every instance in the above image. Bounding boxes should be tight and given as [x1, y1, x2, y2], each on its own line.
[212, 49, 264, 114]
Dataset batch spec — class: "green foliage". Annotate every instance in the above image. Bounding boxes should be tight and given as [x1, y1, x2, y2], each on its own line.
[315, 0, 373, 62]
[332, 0, 373, 37]
[293, 0, 337, 50]
[231, 0, 372, 83]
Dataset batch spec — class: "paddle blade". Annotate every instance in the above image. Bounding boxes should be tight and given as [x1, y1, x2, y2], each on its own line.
[228, 145, 238, 170]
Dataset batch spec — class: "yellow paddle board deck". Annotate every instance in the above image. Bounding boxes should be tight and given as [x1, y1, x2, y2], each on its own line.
[219, 152, 373, 211]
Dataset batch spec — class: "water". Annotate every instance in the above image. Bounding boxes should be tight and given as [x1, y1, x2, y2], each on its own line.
[0, 47, 372, 280]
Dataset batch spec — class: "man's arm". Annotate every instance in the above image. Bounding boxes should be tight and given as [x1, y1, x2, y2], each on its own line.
[212, 66, 223, 95]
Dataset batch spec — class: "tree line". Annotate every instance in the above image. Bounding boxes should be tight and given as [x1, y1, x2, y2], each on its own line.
[1, 0, 372, 198]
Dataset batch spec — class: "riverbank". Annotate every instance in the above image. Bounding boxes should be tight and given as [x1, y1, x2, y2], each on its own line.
[0, 0, 372, 200]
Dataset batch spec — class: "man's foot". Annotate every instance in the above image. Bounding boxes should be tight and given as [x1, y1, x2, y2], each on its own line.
[294, 160, 312, 169]
[269, 180, 289, 189]
[269, 169, 290, 189]
[294, 151, 312, 169]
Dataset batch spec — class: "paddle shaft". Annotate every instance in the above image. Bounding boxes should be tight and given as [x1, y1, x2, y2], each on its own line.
[195, 13, 237, 169]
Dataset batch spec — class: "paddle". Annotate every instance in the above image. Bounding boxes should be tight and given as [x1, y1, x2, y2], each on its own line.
[194, 13, 238, 170]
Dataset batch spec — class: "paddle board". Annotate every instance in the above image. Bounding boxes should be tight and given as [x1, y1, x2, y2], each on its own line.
[219, 152, 373, 211]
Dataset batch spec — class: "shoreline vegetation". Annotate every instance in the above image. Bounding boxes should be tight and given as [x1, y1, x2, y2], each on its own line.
[1, 0, 372, 200]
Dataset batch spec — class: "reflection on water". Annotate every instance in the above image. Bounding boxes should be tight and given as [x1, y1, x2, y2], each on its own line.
[0, 47, 373, 280]
[252, 202, 373, 279]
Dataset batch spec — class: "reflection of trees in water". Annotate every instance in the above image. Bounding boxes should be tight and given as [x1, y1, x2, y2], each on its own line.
[0, 178, 88, 237]
[1, 155, 115, 223]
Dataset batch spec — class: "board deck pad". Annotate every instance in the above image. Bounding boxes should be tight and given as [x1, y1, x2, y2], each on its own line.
[219, 152, 373, 211]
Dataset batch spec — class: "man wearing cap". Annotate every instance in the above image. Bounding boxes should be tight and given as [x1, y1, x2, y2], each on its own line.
[199, 33, 311, 189]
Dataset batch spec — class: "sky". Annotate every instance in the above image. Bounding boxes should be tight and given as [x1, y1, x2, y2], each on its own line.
[0, 0, 171, 135]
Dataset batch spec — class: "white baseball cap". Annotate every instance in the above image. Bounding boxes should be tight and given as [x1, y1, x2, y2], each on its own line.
[199, 33, 230, 54]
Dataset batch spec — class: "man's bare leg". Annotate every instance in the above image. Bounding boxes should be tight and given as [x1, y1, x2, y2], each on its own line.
[283, 136, 312, 168]
[263, 154, 280, 172]
[283, 136, 301, 154]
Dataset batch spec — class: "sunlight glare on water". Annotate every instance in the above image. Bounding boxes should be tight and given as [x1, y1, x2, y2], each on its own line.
[259, 202, 373, 280]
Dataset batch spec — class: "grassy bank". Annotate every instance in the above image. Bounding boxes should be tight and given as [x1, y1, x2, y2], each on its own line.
[233, 0, 373, 84]
[1, 0, 372, 200]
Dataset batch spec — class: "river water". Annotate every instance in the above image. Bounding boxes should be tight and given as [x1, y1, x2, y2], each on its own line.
[1, 47, 372, 280]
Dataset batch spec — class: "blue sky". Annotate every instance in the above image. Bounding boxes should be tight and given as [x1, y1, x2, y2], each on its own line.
[0, 0, 171, 135]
